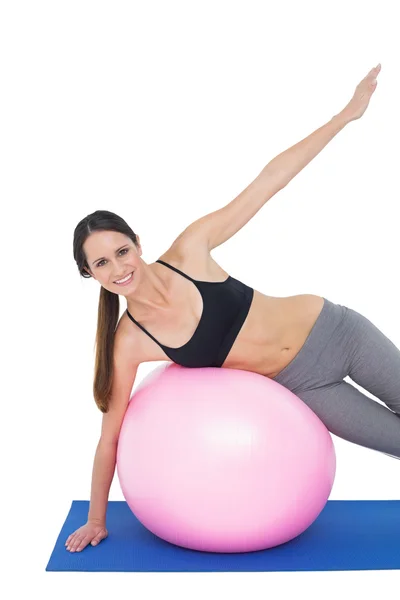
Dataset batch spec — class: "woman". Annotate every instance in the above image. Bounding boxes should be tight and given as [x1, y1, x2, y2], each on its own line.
[67, 64, 394, 553]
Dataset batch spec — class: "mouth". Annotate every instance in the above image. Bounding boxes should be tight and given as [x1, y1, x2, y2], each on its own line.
[114, 271, 134, 286]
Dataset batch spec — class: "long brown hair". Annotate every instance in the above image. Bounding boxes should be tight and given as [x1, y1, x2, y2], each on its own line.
[73, 210, 139, 413]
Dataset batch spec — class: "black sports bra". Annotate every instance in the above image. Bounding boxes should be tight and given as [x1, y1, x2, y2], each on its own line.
[126, 259, 254, 368]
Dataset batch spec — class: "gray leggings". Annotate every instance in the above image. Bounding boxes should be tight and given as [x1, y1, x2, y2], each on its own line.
[271, 298, 400, 460]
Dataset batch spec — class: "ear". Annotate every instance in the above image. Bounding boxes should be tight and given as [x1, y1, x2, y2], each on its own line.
[135, 236, 143, 256]
[84, 266, 94, 277]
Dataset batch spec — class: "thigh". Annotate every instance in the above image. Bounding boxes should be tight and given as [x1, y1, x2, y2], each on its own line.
[345, 308, 400, 414]
[296, 380, 400, 459]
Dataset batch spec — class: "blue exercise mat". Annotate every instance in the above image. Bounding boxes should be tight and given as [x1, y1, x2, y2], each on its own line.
[46, 500, 400, 572]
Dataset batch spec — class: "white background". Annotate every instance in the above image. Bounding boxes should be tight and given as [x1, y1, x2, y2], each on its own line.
[1, 0, 400, 596]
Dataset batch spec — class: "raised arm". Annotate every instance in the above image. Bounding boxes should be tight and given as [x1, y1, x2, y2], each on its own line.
[173, 64, 381, 253]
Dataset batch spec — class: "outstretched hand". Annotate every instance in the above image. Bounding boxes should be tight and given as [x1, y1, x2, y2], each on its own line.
[343, 64, 381, 122]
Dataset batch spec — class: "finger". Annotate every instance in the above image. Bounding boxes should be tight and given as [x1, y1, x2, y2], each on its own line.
[371, 65, 381, 77]
[69, 535, 85, 552]
[75, 535, 92, 551]
[365, 65, 380, 81]
[91, 532, 105, 546]
[65, 533, 76, 547]
[65, 532, 77, 545]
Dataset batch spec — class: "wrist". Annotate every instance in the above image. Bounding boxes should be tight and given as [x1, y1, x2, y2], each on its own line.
[88, 516, 106, 526]
[332, 109, 354, 128]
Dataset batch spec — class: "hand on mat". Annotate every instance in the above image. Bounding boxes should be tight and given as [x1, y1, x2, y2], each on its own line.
[65, 521, 108, 552]
[342, 64, 381, 121]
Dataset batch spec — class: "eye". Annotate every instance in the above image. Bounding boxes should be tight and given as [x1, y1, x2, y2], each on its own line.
[97, 248, 129, 268]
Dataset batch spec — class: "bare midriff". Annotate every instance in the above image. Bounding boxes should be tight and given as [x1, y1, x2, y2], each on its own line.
[119, 246, 325, 379]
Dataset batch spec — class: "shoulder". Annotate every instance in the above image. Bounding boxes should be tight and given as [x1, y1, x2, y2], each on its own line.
[161, 223, 213, 263]
[157, 232, 212, 273]
[158, 237, 230, 284]
[114, 314, 144, 366]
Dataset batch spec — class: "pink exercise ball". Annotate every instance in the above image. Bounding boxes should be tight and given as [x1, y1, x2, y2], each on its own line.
[117, 363, 336, 553]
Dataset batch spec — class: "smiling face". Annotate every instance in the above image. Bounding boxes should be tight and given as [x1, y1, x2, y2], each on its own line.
[83, 230, 143, 294]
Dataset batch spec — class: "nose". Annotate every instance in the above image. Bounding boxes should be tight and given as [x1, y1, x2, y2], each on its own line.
[113, 268, 133, 282]
[114, 273, 127, 281]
